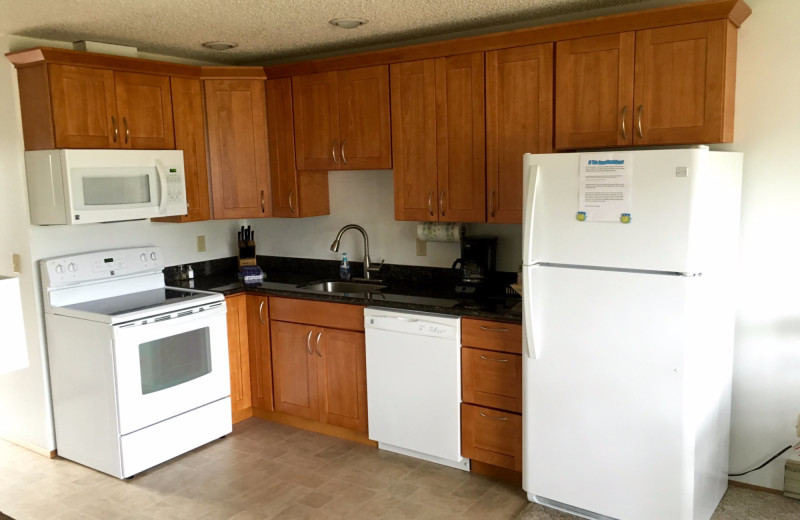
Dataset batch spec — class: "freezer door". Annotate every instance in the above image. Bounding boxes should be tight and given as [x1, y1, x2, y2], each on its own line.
[522, 149, 730, 273]
[523, 265, 694, 520]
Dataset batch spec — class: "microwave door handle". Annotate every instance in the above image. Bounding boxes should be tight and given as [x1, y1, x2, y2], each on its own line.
[154, 159, 169, 215]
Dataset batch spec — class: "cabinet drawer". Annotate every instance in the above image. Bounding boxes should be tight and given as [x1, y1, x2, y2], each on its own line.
[269, 297, 365, 331]
[461, 403, 522, 471]
[462, 318, 522, 354]
[462, 347, 522, 413]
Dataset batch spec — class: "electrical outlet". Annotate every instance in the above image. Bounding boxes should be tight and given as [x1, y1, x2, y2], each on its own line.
[196, 235, 206, 253]
[797, 414, 800, 437]
[416, 238, 427, 256]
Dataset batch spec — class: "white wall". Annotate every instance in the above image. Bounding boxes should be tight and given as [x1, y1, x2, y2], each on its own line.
[715, 0, 800, 490]
[251, 170, 522, 272]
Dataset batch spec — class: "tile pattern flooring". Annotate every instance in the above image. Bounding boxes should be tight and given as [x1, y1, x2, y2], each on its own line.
[0, 418, 528, 520]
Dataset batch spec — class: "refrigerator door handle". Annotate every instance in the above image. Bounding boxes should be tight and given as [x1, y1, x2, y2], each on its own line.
[523, 265, 538, 359]
[522, 164, 541, 266]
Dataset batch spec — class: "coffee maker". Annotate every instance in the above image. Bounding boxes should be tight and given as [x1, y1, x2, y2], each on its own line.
[452, 236, 497, 295]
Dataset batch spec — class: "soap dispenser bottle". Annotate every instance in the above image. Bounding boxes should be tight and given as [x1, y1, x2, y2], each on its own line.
[339, 253, 351, 281]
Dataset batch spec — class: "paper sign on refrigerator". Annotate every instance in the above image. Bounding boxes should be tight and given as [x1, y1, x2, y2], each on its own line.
[578, 152, 633, 223]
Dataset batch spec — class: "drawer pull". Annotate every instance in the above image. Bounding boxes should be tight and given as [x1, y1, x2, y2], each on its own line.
[479, 325, 509, 332]
[480, 355, 508, 362]
[480, 412, 508, 421]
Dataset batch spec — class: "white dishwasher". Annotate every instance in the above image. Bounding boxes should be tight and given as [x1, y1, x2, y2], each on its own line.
[364, 307, 469, 471]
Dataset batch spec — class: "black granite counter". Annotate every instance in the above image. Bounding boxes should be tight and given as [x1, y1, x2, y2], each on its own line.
[166, 256, 522, 323]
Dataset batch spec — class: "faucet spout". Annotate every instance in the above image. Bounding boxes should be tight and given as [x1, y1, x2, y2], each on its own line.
[330, 224, 381, 280]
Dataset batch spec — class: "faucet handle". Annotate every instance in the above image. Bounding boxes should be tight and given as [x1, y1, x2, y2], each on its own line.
[367, 259, 384, 273]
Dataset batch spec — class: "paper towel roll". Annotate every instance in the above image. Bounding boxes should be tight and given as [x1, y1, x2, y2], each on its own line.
[416, 223, 465, 242]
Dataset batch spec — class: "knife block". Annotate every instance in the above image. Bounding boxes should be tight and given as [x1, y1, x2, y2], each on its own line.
[238, 240, 256, 270]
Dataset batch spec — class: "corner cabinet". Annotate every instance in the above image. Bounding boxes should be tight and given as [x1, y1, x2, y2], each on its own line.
[246, 294, 273, 411]
[292, 65, 391, 171]
[555, 20, 739, 149]
[204, 71, 271, 219]
[266, 77, 330, 218]
[391, 53, 486, 222]
[269, 298, 368, 433]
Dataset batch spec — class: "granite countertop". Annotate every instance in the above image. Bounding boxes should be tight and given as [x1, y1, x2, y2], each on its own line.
[168, 256, 522, 323]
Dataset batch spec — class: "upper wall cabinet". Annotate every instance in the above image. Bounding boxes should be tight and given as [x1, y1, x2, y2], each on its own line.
[266, 78, 330, 218]
[555, 20, 738, 149]
[204, 74, 271, 219]
[391, 53, 485, 223]
[485, 44, 553, 224]
[14, 63, 175, 150]
[292, 66, 391, 171]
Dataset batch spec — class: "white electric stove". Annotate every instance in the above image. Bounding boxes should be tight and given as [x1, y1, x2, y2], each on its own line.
[41, 246, 232, 479]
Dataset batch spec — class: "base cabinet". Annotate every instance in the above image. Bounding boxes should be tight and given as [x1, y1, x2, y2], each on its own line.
[225, 294, 252, 423]
[461, 403, 522, 472]
[247, 294, 273, 411]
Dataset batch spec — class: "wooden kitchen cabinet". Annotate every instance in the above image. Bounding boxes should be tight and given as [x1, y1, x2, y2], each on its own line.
[246, 294, 273, 411]
[391, 52, 485, 222]
[152, 77, 210, 223]
[555, 20, 738, 149]
[270, 298, 367, 432]
[292, 65, 391, 171]
[15, 63, 174, 150]
[226, 294, 252, 423]
[486, 44, 553, 224]
[461, 317, 523, 479]
[204, 75, 271, 219]
[266, 78, 330, 218]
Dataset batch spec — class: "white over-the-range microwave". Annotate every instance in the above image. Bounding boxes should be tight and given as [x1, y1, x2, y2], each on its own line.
[25, 149, 188, 225]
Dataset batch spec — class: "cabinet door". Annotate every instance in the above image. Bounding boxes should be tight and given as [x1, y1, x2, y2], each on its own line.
[246, 295, 273, 411]
[462, 347, 522, 413]
[486, 44, 553, 224]
[49, 64, 118, 149]
[435, 52, 486, 223]
[162, 77, 209, 222]
[555, 33, 635, 150]
[292, 72, 340, 171]
[338, 66, 392, 169]
[390, 60, 439, 221]
[114, 72, 174, 149]
[267, 78, 299, 218]
[204, 79, 270, 219]
[316, 328, 367, 432]
[271, 320, 319, 421]
[226, 295, 252, 423]
[633, 20, 731, 145]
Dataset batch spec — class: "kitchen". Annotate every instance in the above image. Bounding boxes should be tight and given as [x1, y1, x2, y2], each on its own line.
[0, 0, 799, 518]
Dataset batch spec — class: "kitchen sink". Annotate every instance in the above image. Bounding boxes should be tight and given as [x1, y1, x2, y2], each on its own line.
[299, 280, 387, 294]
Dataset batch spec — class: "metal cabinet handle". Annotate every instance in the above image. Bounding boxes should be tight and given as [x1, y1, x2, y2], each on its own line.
[427, 190, 434, 217]
[621, 106, 628, 139]
[123, 116, 130, 144]
[636, 105, 644, 138]
[331, 140, 339, 165]
[489, 189, 496, 218]
[480, 325, 509, 332]
[258, 301, 266, 324]
[341, 140, 348, 165]
[315, 332, 322, 357]
[288, 190, 295, 215]
[306, 330, 313, 355]
[480, 355, 508, 362]
[261, 190, 265, 213]
[480, 412, 509, 421]
[439, 190, 446, 217]
[111, 116, 119, 143]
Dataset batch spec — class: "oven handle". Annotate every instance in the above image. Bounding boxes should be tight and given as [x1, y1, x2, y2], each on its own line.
[155, 159, 169, 215]
[115, 301, 226, 329]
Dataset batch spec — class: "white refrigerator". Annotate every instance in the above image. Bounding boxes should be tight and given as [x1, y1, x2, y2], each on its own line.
[521, 147, 743, 520]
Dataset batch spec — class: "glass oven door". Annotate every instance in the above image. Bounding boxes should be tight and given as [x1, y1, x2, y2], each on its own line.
[112, 303, 229, 435]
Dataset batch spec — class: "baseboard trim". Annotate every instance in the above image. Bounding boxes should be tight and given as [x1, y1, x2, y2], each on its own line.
[252, 407, 377, 447]
[1, 435, 56, 459]
[232, 406, 254, 424]
[728, 479, 782, 495]
[471, 460, 522, 485]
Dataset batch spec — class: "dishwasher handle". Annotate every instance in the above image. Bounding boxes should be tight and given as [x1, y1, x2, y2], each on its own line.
[364, 313, 459, 340]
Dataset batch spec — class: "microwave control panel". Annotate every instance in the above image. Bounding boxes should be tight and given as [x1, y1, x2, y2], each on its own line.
[165, 169, 185, 204]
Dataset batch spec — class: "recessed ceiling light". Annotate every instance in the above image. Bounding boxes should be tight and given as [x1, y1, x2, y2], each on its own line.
[329, 18, 368, 29]
[202, 41, 239, 51]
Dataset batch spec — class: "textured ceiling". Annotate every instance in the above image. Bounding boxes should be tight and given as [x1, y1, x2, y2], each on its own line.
[1, 0, 680, 65]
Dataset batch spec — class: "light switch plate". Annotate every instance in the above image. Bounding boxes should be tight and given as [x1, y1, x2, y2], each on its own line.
[196, 235, 206, 253]
[11, 253, 21, 274]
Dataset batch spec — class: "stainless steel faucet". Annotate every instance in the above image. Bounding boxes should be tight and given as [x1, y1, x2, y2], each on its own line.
[330, 224, 383, 281]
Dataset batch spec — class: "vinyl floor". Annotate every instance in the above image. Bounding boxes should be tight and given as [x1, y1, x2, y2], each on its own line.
[0, 418, 528, 520]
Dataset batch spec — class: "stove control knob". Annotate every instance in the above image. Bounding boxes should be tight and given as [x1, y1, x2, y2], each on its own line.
[55, 264, 64, 274]
[140, 253, 148, 263]
[67, 263, 77, 273]
[150, 252, 158, 261]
